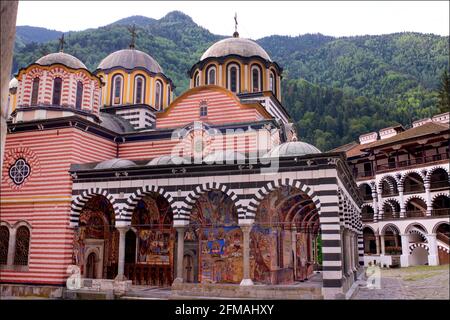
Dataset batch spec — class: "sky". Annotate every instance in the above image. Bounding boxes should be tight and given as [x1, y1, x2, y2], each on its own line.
[16, 1, 449, 39]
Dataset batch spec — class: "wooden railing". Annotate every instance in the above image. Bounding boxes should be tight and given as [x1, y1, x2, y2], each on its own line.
[431, 208, 450, 217]
[124, 263, 173, 286]
[405, 210, 426, 218]
[376, 153, 449, 172]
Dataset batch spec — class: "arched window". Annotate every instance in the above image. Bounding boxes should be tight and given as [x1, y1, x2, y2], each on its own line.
[269, 71, 277, 96]
[52, 77, 62, 105]
[111, 74, 123, 105]
[75, 81, 83, 110]
[31, 77, 40, 105]
[251, 65, 262, 92]
[155, 81, 163, 110]
[227, 64, 240, 93]
[14, 226, 30, 266]
[134, 75, 145, 104]
[0, 226, 9, 265]
[194, 71, 200, 87]
[206, 66, 216, 85]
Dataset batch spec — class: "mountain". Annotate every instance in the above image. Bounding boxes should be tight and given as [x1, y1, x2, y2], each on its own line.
[11, 11, 450, 151]
[15, 25, 62, 49]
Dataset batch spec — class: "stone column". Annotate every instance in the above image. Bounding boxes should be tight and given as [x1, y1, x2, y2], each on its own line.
[115, 227, 129, 281]
[375, 234, 381, 255]
[426, 233, 439, 266]
[291, 227, 297, 274]
[424, 181, 432, 216]
[6, 228, 17, 265]
[377, 187, 384, 220]
[240, 225, 254, 286]
[173, 227, 185, 284]
[380, 235, 385, 255]
[1, 1, 18, 176]
[400, 234, 410, 267]
[372, 191, 378, 222]
[399, 185, 406, 218]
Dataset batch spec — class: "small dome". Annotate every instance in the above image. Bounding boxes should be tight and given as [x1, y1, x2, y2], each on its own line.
[9, 77, 18, 89]
[203, 150, 246, 164]
[147, 155, 190, 166]
[264, 141, 321, 158]
[95, 158, 136, 170]
[99, 113, 135, 133]
[97, 49, 163, 73]
[201, 37, 271, 62]
[35, 52, 87, 69]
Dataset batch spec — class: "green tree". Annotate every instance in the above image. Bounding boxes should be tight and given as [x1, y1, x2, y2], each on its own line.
[437, 70, 450, 113]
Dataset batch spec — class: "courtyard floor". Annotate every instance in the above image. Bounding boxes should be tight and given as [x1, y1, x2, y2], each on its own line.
[353, 265, 450, 300]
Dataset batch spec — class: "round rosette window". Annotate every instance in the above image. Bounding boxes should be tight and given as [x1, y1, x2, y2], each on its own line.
[9, 158, 31, 185]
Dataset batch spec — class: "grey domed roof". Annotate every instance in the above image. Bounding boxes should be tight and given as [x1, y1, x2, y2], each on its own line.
[99, 113, 135, 133]
[203, 150, 246, 164]
[147, 155, 190, 166]
[98, 49, 163, 73]
[95, 158, 136, 170]
[264, 141, 321, 158]
[201, 37, 271, 61]
[9, 77, 18, 89]
[35, 52, 87, 69]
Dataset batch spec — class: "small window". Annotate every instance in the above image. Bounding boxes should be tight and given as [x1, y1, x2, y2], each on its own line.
[251, 66, 261, 92]
[194, 72, 200, 87]
[31, 77, 40, 105]
[228, 65, 239, 93]
[112, 75, 123, 105]
[0, 226, 9, 265]
[200, 101, 208, 117]
[155, 81, 163, 110]
[75, 81, 83, 110]
[207, 66, 216, 85]
[269, 71, 276, 96]
[52, 77, 62, 105]
[14, 226, 30, 266]
[134, 76, 145, 104]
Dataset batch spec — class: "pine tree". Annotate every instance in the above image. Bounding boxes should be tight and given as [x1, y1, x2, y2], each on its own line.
[437, 70, 450, 113]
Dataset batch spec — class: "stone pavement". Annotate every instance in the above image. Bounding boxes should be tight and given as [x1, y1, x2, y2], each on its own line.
[353, 265, 450, 300]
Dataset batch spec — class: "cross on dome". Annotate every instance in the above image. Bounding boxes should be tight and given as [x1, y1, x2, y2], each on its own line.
[233, 12, 239, 38]
[58, 33, 66, 52]
[127, 24, 138, 49]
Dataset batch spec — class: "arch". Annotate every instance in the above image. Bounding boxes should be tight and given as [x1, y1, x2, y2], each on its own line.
[123, 185, 176, 222]
[378, 175, 399, 196]
[433, 221, 450, 234]
[205, 65, 216, 85]
[381, 223, 400, 236]
[111, 73, 123, 105]
[70, 188, 119, 227]
[402, 171, 425, 193]
[226, 62, 240, 93]
[250, 64, 263, 92]
[432, 193, 450, 205]
[0, 225, 9, 265]
[358, 183, 373, 200]
[409, 243, 429, 254]
[269, 70, 277, 96]
[12, 220, 33, 230]
[133, 74, 146, 104]
[404, 221, 429, 235]
[426, 165, 450, 181]
[405, 196, 427, 218]
[247, 178, 322, 220]
[181, 182, 242, 219]
[194, 71, 200, 87]
[363, 225, 376, 234]
[361, 204, 375, 222]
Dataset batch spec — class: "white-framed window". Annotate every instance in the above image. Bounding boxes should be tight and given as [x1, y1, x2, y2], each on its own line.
[111, 74, 123, 105]
[199, 100, 208, 117]
[207, 66, 216, 85]
[251, 65, 262, 92]
[227, 64, 240, 93]
[194, 71, 200, 87]
[155, 80, 163, 110]
[269, 71, 276, 95]
[134, 75, 145, 104]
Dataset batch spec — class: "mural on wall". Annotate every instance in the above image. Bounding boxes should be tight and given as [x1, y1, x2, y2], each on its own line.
[73, 195, 118, 277]
[132, 193, 174, 266]
[189, 191, 243, 284]
[250, 186, 319, 284]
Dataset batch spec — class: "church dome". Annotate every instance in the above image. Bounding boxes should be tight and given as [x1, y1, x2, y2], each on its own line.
[147, 155, 190, 166]
[201, 37, 271, 62]
[35, 52, 86, 69]
[264, 141, 321, 158]
[97, 48, 163, 73]
[94, 158, 136, 170]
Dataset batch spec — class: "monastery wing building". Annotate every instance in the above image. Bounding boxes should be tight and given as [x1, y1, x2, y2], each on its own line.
[332, 114, 450, 269]
[1, 31, 362, 299]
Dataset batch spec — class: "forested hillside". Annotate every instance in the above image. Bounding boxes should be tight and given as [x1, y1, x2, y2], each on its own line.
[12, 11, 449, 150]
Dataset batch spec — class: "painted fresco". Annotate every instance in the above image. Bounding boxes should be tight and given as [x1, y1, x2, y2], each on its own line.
[189, 191, 243, 284]
[250, 186, 318, 284]
[73, 195, 118, 277]
[132, 194, 174, 266]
